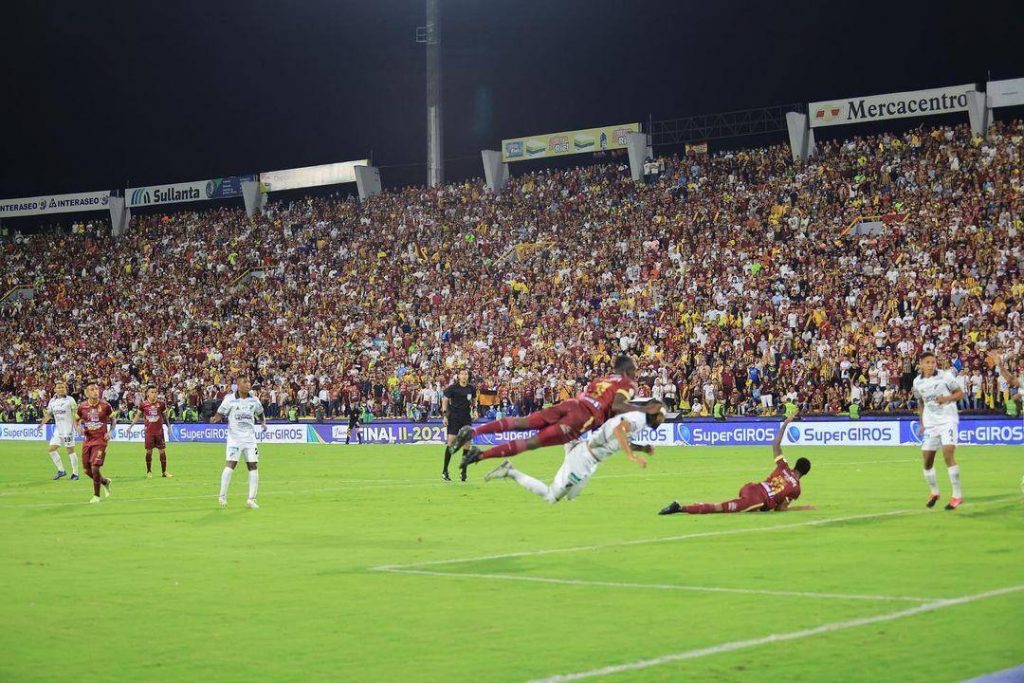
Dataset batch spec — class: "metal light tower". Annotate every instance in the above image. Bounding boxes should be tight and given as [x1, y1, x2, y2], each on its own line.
[418, 0, 444, 187]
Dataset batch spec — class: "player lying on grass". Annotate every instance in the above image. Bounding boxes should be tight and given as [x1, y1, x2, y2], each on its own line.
[483, 405, 666, 503]
[452, 355, 662, 476]
[658, 411, 813, 515]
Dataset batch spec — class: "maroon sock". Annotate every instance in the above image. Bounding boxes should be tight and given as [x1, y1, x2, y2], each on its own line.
[160, 454, 167, 474]
[479, 439, 528, 461]
[534, 423, 573, 448]
[145, 451, 152, 472]
[473, 417, 518, 436]
[683, 503, 717, 514]
[92, 469, 103, 496]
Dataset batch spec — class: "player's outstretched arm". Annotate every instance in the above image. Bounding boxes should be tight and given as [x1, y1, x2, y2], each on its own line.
[614, 423, 646, 468]
[776, 504, 816, 512]
[772, 411, 798, 458]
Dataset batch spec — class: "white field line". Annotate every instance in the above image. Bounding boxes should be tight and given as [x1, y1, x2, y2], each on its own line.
[372, 507, 922, 571]
[379, 568, 937, 603]
[522, 584, 1024, 683]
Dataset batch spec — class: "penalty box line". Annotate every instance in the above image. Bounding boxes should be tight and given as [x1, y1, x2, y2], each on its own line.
[371, 498, 1016, 573]
[380, 568, 938, 604]
[522, 584, 1024, 683]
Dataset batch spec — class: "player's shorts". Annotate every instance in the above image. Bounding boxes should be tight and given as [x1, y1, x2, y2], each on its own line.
[446, 416, 472, 437]
[725, 483, 770, 512]
[525, 399, 596, 441]
[49, 431, 75, 449]
[921, 422, 958, 451]
[82, 443, 107, 467]
[145, 431, 166, 450]
[226, 441, 260, 463]
[548, 442, 600, 503]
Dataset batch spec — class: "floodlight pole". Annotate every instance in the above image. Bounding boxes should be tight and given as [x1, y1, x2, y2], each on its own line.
[418, 0, 444, 187]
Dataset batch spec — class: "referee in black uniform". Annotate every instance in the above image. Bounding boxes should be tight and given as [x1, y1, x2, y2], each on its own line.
[442, 369, 476, 481]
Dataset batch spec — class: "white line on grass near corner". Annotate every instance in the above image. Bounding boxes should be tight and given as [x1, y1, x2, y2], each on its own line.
[380, 569, 937, 603]
[523, 584, 1024, 683]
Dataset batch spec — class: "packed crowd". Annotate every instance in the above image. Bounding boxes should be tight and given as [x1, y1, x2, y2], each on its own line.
[1, 119, 1022, 422]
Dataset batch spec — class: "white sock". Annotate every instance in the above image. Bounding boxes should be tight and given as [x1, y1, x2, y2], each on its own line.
[509, 468, 553, 501]
[248, 470, 259, 501]
[69, 451, 79, 476]
[49, 450, 64, 472]
[923, 468, 939, 495]
[220, 467, 233, 498]
[948, 465, 962, 498]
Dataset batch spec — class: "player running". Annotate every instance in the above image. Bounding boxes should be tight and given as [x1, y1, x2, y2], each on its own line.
[130, 386, 172, 478]
[212, 376, 267, 509]
[40, 381, 80, 480]
[73, 380, 115, 504]
[452, 355, 660, 475]
[484, 406, 666, 503]
[913, 352, 965, 510]
[658, 412, 813, 515]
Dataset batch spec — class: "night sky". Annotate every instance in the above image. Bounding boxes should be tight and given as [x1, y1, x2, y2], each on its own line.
[2, 0, 1021, 197]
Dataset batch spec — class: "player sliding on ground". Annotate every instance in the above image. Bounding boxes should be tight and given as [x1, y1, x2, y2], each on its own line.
[451, 356, 662, 477]
[658, 411, 813, 515]
[483, 406, 666, 503]
[913, 352, 964, 510]
[129, 385, 172, 478]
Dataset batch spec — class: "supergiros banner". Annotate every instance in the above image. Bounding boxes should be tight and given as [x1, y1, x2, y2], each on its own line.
[501, 123, 640, 162]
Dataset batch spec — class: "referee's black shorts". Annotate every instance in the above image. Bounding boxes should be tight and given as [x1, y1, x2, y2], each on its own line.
[446, 417, 472, 437]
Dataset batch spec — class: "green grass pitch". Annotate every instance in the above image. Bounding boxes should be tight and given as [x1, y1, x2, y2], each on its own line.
[1, 441, 1022, 682]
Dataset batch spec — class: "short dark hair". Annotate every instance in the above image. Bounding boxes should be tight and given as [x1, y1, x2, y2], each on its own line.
[918, 352, 936, 361]
[795, 457, 811, 476]
[85, 380, 99, 388]
[146, 385, 157, 391]
[614, 355, 636, 373]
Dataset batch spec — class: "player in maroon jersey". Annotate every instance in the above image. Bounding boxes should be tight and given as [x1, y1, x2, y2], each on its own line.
[130, 385, 172, 478]
[452, 356, 662, 475]
[658, 412, 814, 515]
[73, 380, 116, 504]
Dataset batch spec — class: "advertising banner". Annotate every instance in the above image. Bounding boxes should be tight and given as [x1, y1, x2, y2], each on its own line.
[0, 191, 110, 218]
[259, 160, 368, 192]
[127, 175, 255, 208]
[809, 84, 976, 128]
[2, 418, 1019, 446]
[502, 123, 640, 162]
[987, 77, 1024, 109]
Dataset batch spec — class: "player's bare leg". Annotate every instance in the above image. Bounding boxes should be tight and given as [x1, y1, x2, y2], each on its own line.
[942, 445, 961, 509]
[219, 460, 236, 506]
[145, 448, 154, 478]
[159, 447, 171, 478]
[922, 450, 940, 508]
[246, 462, 259, 509]
[90, 461, 111, 502]
[47, 445, 66, 480]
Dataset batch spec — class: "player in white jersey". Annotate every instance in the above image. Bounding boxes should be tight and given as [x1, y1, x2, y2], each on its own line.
[912, 353, 965, 510]
[39, 381, 80, 481]
[211, 376, 267, 509]
[483, 405, 666, 503]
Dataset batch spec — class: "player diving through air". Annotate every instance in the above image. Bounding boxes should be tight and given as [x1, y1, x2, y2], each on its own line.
[450, 355, 662, 476]
[484, 404, 666, 503]
[658, 411, 813, 515]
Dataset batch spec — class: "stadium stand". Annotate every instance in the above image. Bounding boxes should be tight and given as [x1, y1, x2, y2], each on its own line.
[1, 120, 1021, 421]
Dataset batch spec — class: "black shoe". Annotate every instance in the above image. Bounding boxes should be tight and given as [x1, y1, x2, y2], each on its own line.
[460, 446, 482, 471]
[460, 469, 467, 483]
[441, 472, 451, 482]
[926, 494, 940, 508]
[451, 426, 475, 455]
[658, 501, 682, 516]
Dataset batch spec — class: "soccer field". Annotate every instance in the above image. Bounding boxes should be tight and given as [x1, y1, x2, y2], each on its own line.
[1, 441, 1022, 682]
